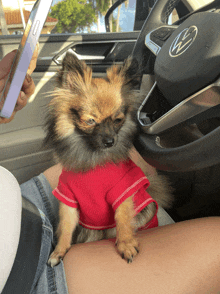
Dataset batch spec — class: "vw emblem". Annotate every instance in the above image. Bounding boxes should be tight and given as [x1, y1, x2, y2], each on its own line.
[169, 26, 198, 57]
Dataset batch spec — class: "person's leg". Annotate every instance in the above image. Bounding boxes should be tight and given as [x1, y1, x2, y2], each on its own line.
[19, 166, 68, 293]
[0, 167, 22, 292]
[63, 217, 220, 294]
[43, 163, 62, 190]
[20, 165, 61, 230]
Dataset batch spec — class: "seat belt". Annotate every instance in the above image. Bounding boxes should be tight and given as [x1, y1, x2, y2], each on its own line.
[2, 197, 42, 294]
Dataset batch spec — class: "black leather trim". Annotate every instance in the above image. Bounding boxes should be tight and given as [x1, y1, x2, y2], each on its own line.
[2, 197, 42, 294]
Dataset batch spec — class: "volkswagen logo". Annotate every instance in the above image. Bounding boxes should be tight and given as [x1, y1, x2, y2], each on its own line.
[169, 26, 198, 57]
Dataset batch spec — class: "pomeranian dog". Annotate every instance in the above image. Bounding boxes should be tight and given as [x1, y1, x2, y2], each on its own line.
[45, 52, 172, 266]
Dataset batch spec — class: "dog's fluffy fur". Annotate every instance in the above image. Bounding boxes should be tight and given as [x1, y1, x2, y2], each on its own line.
[45, 53, 173, 266]
[45, 53, 141, 172]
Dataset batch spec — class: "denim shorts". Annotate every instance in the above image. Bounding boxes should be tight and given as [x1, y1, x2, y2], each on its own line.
[20, 173, 68, 294]
[20, 173, 174, 294]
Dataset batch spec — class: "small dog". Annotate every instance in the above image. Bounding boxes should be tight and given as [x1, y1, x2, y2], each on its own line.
[45, 53, 172, 266]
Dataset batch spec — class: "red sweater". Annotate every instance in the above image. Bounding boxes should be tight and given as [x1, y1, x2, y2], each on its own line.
[53, 160, 158, 230]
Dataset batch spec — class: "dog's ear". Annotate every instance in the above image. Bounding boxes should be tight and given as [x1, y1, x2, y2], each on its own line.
[106, 57, 141, 89]
[57, 52, 92, 91]
[62, 52, 86, 78]
[119, 57, 141, 88]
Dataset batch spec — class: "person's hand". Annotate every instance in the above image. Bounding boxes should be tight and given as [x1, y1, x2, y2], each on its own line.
[0, 43, 39, 124]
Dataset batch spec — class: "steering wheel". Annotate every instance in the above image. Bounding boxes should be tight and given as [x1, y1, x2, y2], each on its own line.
[132, 0, 220, 172]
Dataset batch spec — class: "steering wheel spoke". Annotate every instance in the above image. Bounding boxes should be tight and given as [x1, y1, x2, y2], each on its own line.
[132, 0, 181, 64]
[138, 79, 220, 135]
[145, 25, 177, 56]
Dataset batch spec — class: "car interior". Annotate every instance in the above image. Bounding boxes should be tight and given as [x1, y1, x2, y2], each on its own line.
[0, 0, 220, 225]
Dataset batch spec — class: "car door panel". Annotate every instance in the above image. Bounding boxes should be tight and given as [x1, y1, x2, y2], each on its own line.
[0, 32, 139, 183]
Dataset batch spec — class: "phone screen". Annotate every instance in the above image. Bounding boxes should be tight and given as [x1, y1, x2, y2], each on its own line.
[0, 0, 52, 119]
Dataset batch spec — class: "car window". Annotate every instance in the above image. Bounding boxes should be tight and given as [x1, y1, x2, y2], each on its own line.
[183, 0, 213, 11]
[0, 0, 58, 35]
[0, 0, 136, 35]
[105, 0, 136, 32]
[168, 0, 214, 24]
[0, 0, 214, 36]
[49, 0, 136, 33]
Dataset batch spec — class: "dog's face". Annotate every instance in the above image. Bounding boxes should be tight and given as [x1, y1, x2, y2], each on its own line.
[45, 53, 142, 171]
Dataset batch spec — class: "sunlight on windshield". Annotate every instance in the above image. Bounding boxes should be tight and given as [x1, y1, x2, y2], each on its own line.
[50, 0, 136, 33]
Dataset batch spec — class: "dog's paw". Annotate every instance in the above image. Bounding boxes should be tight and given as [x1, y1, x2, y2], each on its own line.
[116, 238, 139, 263]
[48, 249, 68, 267]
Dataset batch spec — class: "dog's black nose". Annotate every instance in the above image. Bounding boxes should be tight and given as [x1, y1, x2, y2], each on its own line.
[103, 137, 115, 148]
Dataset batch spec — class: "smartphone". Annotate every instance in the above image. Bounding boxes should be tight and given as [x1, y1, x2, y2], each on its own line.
[0, 0, 53, 118]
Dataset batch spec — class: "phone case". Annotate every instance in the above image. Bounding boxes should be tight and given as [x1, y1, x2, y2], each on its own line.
[0, 0, 53, 118]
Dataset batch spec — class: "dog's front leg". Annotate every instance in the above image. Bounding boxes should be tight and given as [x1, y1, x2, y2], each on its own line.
[115, 195, 139, 263]
[48, 202, 78, 267]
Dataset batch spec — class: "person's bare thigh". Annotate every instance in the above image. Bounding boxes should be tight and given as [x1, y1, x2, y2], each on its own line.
[43, 163, 62, 190]
[63, 217, 220, 294]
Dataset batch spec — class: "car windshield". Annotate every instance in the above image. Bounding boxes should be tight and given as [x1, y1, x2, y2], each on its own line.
[0, 0, 214, 36]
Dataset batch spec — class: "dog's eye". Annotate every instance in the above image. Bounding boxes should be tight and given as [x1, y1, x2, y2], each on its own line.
[70, 108, 79, 117]
[85, 119, 96, 126]
[114, 118, 123, 124]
